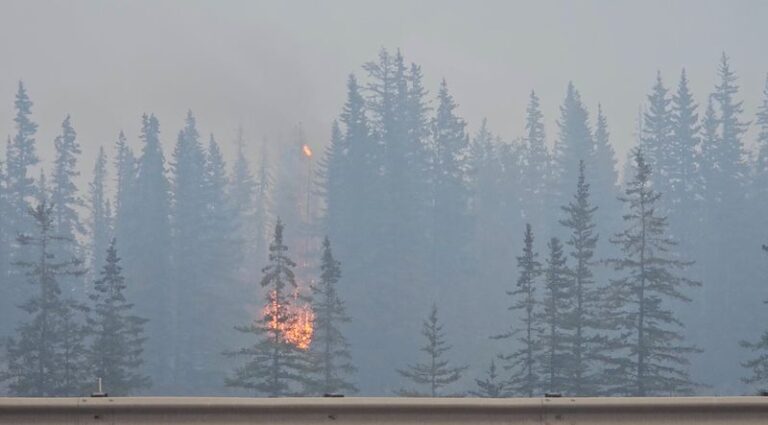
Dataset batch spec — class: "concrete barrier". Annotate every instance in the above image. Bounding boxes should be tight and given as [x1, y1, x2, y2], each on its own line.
[0, 396, 766, 424]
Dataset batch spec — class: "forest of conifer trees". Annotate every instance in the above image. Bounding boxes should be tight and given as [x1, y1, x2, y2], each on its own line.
[0, 48, 768, 398]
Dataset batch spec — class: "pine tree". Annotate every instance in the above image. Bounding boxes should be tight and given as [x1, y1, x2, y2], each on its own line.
[540, 237, 571, 394]
[711, 53, 749, 204]
[225, 219, 307, 396]
[169, 111, 208, 391]
[88, 146, 111, 279]
[126, 113, 173, 391]
[521, 90, 551, 234]
[605, 149, 701, 396]
[591, 105, 620, 237]
[640, 72, 673, 191]
[552, 82, 593, 212]
[231, 126, 257, 276]
[669, 69, 701, 211]
[469, 359, 507, 398]
[495, 224, 542, 397]
[559, 160, 601, 395]
[2, 202, 89, 396]
[88, 239, 150, 395]
[51, 115, 85, 244]
[397, 304, 467, 397]
[6, 81, 39, 237]
[253, 139, 273, 266]
[305, 236, 357, 395]
[740, 246, 768, 391]
[430, 79, 472, 291]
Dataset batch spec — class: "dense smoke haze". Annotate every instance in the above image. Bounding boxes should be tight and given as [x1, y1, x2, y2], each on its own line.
[0, 0, 768, 398]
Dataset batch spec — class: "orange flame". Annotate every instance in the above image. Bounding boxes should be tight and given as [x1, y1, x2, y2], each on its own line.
[262, 290, 314, 350]
[302, 144, 313, 158]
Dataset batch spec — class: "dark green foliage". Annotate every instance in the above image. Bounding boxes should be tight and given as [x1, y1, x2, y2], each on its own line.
[88, 239, 150, 395]
[397, 304, 467, 397]
[305, 237, 357, 395]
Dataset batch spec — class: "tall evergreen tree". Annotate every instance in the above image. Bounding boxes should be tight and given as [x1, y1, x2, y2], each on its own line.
[668, 69, 702, 212]
[51, 115, 85, 244]
[230, 127, 257, 277]
[520, 90, 551, 234]
[2, 202, 89, 396]
[5, 81, 39, 237]
[559, 160, 601, 395]
[640, 72, 674, 191]
[225, 219, 307, 396]
[430, 79, 472, 291]
[540, 237, 571, 393]
[253, 139, 273, 266]
[113, 130, 136, 257]
[552, 82, 593, 212]
[169, 111, 208, 391]
[4, 82, 40, 333]
[605, 149, 701, 396]
[88, 146, 111, 279]
[88, 239, 150, 395]
[495, 224, 542, 397]
[125, 113, 173, 391]
[305, 236, 357, 395]
[397, 304, 467, 397]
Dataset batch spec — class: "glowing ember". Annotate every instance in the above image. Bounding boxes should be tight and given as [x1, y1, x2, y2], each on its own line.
[302, 144, 313, 158]
[262, 290, 315, 350]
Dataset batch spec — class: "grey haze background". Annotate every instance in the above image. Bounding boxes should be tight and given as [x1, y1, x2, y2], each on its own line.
[0, 0, 767, 176]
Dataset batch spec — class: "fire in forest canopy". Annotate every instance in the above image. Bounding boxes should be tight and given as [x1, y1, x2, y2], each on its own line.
[263, 290, 315, 350]
[302, 144, 313, 158]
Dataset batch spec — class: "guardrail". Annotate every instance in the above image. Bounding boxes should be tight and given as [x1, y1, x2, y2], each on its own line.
[0, 396, 766, 424]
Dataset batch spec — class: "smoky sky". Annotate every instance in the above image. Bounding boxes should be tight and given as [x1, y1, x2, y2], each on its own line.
[0, 0, 767, 182]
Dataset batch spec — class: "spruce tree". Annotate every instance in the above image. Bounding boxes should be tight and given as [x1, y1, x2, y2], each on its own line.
[711, 53, 749, 204]
[520, 90, 551, 234]
[640, 72, 673, 192]
[169, 111, 208, 391]
[2, 202, 89, 396]
[88, 239, 150, 395]
[605, 149, 701, 396]
[4, 82, 40, 333]
[253, 139, 273, 266]
[51, 115, 85, 244]
[225, 219, 307, 396]
[740, 245, 768, 391]
[669, 69, 702, 212]
[397, 304, 467, 397]
[6, 81, 39, 237]
[469, 360, 507, 398]
[305, 236, 357, 395]
[540, 237, 571, 394]
[552, 82, 594, 213]
[88, 146, 111, 279]
[430, 79, 472, 292]
[231, 127, 257, 277]
[559, 160, 601, 395]
[495, 224, 542, 397]
[126, 113, 173, 391]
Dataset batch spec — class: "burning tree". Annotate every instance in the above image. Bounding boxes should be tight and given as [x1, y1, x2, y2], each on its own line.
[225, 218, 311, 396]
